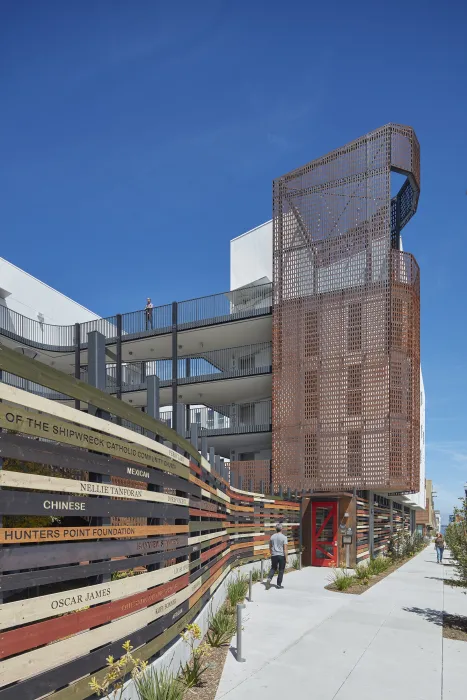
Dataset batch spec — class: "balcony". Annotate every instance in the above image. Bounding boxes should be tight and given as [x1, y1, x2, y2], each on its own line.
[81, 342, 272, 394]
[0, 283, 272, 353]
[160, 399, 272, 437]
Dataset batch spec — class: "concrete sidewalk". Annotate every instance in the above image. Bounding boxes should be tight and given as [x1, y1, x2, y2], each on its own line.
[216, 549, 467, 700]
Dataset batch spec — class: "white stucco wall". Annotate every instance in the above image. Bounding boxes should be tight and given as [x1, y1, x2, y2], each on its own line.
[0, 257, 99, 325]
[405, 369, 426, 509]
[230, 221, 272, 290]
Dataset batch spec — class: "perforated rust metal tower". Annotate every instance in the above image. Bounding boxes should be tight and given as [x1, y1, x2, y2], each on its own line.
[272, 124, 420, 493]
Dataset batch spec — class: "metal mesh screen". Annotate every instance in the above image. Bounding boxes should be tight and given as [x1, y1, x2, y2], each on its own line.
[272, 124, 420, 492]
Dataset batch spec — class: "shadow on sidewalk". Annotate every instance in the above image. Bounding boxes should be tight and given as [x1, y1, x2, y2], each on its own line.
[403, 606, 443, 626]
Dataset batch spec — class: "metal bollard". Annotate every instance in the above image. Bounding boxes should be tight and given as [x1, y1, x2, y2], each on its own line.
[249, 570, 253, 602]
[260, 559, 264, 581]
[236, 603, 246, 662]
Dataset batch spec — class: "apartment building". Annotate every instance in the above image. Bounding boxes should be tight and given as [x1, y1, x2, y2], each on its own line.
[0, 124, 425, 566]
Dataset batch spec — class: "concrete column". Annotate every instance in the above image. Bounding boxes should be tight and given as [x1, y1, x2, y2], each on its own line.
[215, 455, 221, 476]
[88, 330, 107, 418]
[201, 434, 208, 459]
[219, 458, 225, 480]
[175, 404, 185, 437]
[147, 375, 160, 420]
[86, 330, 110, 581]
[209, 447, 215, 471]
[171, 302, 178, 433]
[368, 491, 374, 558]
[190, 422, 199, 450]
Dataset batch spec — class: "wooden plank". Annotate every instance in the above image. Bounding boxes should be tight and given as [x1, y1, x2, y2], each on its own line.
[42, 600, 201, 700]
[1, 544, 193, 592]
[0, 382, 190, 468]
[0, 432, 196, 494]
[0, 585, 202, 700]
[0, 572, 201, 687]
[0, 573, 190, 659]
[188, 508, 226, 519]
[0, 344, 199, 462]
[0, 403, 189, 479]
[0, 489, 188, 521]
[0, 560, 189, 630]
[0, 523, 187, 545]
[0, 470, 189, 506]
[0, 534, 188, 572]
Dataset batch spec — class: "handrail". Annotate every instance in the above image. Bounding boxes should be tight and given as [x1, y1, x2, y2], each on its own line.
[0, 283, 272, 353]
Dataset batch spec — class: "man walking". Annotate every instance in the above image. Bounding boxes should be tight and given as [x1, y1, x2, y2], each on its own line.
[435, 532, 445, 564]
[266, 523, 288, 589]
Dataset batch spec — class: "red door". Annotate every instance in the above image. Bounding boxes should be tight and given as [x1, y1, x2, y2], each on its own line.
[312, 501, 338, 567]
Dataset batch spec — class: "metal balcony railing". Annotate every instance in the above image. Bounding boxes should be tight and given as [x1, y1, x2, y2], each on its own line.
[80, 342, 272, 393]
[0, 372, 69, 400]
[0, 283, 272, 353]
[159, 399, 272, 436]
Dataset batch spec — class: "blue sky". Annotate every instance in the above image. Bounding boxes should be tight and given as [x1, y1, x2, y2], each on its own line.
[1, 1, 466, 521]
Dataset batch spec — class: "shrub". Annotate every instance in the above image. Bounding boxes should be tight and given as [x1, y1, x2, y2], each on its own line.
[135, 667, 184, 700]
[89, 640, 147, 699]
[445, 498, 467, 588]
[251, 568, 262, 583]
[328, 567, 354, 591]
[353, 563, 370, 584]
[367, 556, 390, 576]
[179, 624, 210, 689]
[206, 606, 237, 647]
[227, 574, 249, 607]
[292, 556, 301, 570]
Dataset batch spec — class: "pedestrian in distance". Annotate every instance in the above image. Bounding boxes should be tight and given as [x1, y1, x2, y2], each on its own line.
[266, 522, 288, 589]
[434, 532, 445, 564]
[145, 298, 154, 330]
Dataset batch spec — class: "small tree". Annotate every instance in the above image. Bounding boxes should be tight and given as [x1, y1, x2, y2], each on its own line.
[444, 497, 467, 588]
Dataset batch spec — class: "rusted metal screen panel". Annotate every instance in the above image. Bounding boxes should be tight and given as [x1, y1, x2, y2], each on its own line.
[272, 124, 420, 493]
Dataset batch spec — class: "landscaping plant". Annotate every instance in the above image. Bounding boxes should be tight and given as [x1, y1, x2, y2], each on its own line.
[134, 667, 184, 700]
[328, 567, 354, 591]
[206, 606, 237, 647]
[367, 556, 391, 576]
[179, 624, 211, 688]
[227, 574, 249, 607]
[251, 568, 262, 583]
[445, 497, 467, 588]
[89, 640, 147, 699]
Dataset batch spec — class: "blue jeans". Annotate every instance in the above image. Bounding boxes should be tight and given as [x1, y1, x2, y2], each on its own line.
[436, 546, 444, 562]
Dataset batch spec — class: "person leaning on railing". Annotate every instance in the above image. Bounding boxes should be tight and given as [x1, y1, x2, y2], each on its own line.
[145, 298, 154, 330]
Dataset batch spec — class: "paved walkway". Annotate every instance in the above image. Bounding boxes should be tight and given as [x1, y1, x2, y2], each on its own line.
[216, 549, 467, 700]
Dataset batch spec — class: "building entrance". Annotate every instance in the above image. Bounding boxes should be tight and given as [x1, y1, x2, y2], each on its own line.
[312, 501, 338, 566]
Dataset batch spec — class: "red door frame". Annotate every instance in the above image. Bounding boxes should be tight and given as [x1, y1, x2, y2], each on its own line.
[312, 501, 338, 567]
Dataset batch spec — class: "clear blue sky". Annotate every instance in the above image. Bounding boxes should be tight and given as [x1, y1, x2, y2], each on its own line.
[1, 1, 466, 521]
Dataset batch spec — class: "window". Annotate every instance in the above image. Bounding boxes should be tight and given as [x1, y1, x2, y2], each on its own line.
[305, 370, 318, 420]
[347, 430, 362, 478]
[305, 310, 318, 356]
[218, 414, 225, 428]
[392, 297, 406, 349]
[195, 411, 201, 426]
[347, 364, 362, 416]
[239, 404, 254, 425]
[390, 428, 403, 479]
[390, 361, 403, 415]
[207, 409, 214, 429]
[348, 302, 362, 352]
[304, 433, 318, 480]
